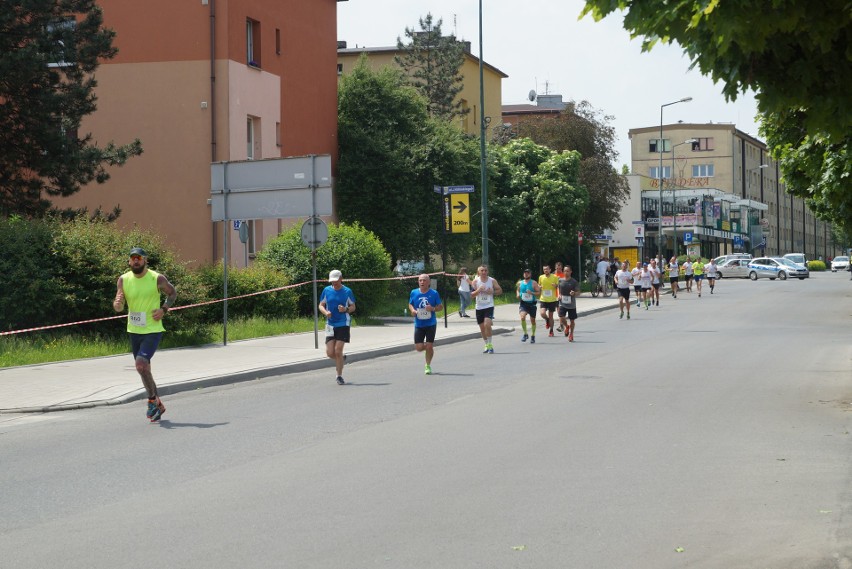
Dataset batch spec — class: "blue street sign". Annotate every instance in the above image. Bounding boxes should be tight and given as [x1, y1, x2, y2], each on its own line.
[684, 232, 693, 244]
[733, 235, 743, 246]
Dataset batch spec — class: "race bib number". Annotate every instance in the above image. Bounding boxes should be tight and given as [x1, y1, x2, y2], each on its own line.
[542, 290, 554, 299]
[521, 292, 533, 302]
[416, 307, 430, 320]
[129, 311, 147, 328]
[325, 323, 334, 337]
[560, 294, 574, 307]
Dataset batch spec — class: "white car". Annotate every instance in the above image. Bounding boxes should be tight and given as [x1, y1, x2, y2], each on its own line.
[716, 258, 751, 279]
[831, 256, 850, 272]
[748, 257, 809, 280]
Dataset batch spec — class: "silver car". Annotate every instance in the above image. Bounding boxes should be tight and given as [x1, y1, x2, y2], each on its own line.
[831, 256, 849, 272]
[748, 257, 809, 280]
[716, 258, 751, 278]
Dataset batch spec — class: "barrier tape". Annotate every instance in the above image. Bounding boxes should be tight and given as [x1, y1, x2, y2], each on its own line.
[0, 272, 458, 337]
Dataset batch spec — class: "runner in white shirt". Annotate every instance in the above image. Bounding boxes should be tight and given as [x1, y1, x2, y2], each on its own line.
[705, 258, 719, 294]
[631, 261, 643, 307]
[471, 265, 503, 354]
[649, 259, 662, 306]
[683, 260, 694, 292]
[668, 256, 680, 299]
[614, 261, 634, 320]
[640, 263, 652, 309]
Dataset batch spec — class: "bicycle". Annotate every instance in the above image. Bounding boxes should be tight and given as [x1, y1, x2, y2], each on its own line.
[588, 272, 613, 297]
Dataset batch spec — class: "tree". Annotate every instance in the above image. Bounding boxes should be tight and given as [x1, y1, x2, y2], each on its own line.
[512, 100, 630, 235]
[395, 13, 467, 122]
[580, 0, 851, 233]
[0, 0, 142, 217]
[337, 58, 479, 267]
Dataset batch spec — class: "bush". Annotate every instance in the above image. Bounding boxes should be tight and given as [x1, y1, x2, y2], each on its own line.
[193, 262, 299, 322]
[807, 260, 826, 271]
[257, 222, 392, 315]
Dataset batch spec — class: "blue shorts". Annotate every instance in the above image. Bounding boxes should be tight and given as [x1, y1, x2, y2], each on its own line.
[694, 274, 704, 281]
[519, 301, 537, 316]
[130, 332, 163, 362]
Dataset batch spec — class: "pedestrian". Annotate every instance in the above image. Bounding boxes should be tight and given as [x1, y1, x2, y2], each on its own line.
[631, 260, 643, 307]
[457, 267, 472, 318]
[319, 269, 356, 385]
[649, 258, 662, 306]
[693, 257, 705, 297]
[409, 274, 443, 375]
[705, 258, 719, 294]
[538, 264, 559, 337]
[669, 256, 680, 299]
[683, 258, 694, 292]
[471, 265, 503, 353]
[557, 264, 580, 342]
[596, 256, 610, 295]
[640, 262, 653, 309]
[516, 268, 541, 343]
[615, 261, 633, 319]
[112, 247, 177, 423]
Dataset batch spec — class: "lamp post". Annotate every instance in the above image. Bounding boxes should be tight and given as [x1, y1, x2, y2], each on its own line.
[670, 138, 697, 257]
[478, 0, 488, 266]
[658, 97, 692, 260]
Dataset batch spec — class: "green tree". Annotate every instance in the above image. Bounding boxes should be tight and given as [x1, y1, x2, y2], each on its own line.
[487, 138, 589, 278]
[395, 13, 467, 121]
[580, 0, 851, 233]
[0, 0, 142, 217]
[512, 100, 630, 235]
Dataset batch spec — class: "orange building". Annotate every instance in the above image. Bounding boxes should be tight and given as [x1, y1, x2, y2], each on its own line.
[58, 0, 344, 265]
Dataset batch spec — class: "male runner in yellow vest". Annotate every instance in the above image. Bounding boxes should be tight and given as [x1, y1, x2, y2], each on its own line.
[113, 247, 177, 422]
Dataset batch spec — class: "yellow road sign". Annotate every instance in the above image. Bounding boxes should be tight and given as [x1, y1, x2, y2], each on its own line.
[445, 193, 470, 233]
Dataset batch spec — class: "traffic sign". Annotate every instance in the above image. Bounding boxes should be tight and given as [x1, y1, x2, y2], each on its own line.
[684, 231, 693, 244]
[300, 216, 328, 249]
[443, 193, 470, 233]
[577, 231, 583, 245]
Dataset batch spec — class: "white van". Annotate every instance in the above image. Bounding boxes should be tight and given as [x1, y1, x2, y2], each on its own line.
[783, 253, 809, 277]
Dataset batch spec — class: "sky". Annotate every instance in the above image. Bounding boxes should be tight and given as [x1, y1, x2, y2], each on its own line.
[337, 0, 762, 168]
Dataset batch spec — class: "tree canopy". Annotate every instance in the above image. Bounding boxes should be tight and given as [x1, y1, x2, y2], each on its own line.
[395, 13, 467, 122]
[581, 0, 851, 233]
[0, 0, 142, 217]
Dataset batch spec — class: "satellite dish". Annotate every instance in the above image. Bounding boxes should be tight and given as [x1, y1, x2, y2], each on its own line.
[528, 89, 537, 102]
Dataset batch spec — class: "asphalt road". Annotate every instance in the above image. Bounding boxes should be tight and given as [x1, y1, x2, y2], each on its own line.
[1, 273, 851, 568]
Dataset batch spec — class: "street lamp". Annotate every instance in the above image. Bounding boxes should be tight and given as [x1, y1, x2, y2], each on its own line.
[478, 0, 488, 266]
[670, 138, 697, 257]
[658, 97, 692, 260]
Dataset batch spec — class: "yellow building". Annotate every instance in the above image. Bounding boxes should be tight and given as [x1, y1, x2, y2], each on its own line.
[337, 42, 506, 137]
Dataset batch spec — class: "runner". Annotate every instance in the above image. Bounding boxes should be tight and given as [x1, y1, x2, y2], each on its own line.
[516, 268, 541, 343]
[554, 262, 565, 331]
[649, 258, 662, 306]
[669, 256, 680, 299]
[615, 261, 633, 320]
[640, 262, 652, 309]
[538, 264, 559, 337]
[557, 264, 580, 342]
[705, 258, 718, 295]
[631, 261, 643, 307]
[408, 274, 443, 375]
[693, 257, 706, 297]
[319, 269, 357, 385]
[683, 258, 694, 292]
[113, 247, 177, 422]
[471, 265, 503, 353]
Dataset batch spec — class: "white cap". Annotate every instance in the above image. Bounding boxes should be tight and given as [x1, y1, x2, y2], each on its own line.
[328, 269, 342, 282]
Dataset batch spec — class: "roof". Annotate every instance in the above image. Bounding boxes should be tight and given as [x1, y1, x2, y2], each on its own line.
[502, 104, 562, 115]
[338, 45, 508, 78]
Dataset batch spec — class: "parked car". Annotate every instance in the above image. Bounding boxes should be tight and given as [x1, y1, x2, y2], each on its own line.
[713, 253, 752, 267]
[783, 253, 807, 268]
[830, 256, 850, 272]
[748, 257, 809, 280]
[716, 258, 751, 279]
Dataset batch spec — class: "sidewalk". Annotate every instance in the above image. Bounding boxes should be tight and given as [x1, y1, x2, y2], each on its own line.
[0, 295, 621, 414]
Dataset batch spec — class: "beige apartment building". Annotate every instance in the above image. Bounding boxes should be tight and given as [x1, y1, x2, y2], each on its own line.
[337, 43, 506, 137]
[620, 123, 837, 261]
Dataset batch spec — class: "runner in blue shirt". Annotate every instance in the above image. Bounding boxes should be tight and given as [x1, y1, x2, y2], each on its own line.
[319, 269, 356, 385]
[408, 274, 443, 375]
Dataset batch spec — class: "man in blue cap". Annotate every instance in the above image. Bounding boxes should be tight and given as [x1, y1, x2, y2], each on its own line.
[113, 247, 177, 422]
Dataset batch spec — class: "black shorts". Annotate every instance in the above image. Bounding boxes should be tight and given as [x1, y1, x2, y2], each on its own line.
[558, 306, 578, 320]
[617, 288, 630, 300]
[669, 276, 679, 284]
[539, 300, 557, 311]
[414, 325, 437, 344]
[325, 326, 351, 343]
[652, 283, 661, 290]
[518, 301, 537, 316]
[633, 285, 642, 293]
[685, 274, 694, 281]
[476, 307, 494, 324]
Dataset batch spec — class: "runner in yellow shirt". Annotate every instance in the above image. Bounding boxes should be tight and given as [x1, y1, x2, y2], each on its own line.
[538, 264, 559, 337]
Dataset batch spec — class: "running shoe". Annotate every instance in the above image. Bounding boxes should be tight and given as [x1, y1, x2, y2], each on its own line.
[483, 345, 490, 353]
[549, 330, 554, 337]
[150, 399, 165, 422]
[564, 328, 569, 337]
[556, 325, 564, 333]
[146, 398, 156, 418]
[568, 333, 574, 342]
[521, 333, 528, 342]
[486, 343, 494, 354]
[545, 320, 550, 329]
[530, 336, 535, 344]
[627, 312, 631, 319]
[424, 364, 432, 375]
[620, 310, 624, 319]
[336, 375, 345, 385]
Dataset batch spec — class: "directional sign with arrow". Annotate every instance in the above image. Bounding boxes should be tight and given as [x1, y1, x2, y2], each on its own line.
[443, 193, 470, 233]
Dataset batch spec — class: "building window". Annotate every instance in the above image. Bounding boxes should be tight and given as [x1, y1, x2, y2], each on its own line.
[692, 164, 715, 177]
[336, 63, 343, 76]
[46, 18, 76, 68]
[649, 138, 672, 153]
[649, 166, 672, 179]
[247, 117, 256, 160]
[247, 220, 257, 255]
[247, 19, 261, 67]
[275, 28, 281, 55]
[691, 137, 714, 151]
